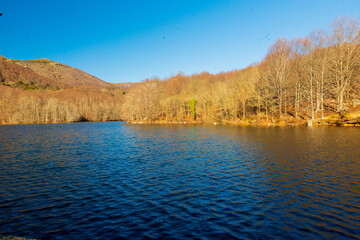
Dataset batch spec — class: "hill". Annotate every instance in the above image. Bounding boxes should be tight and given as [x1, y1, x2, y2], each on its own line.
[0, 56, 68, 90]
[0, 56, 112, 89]
[0, 55, 125, 124]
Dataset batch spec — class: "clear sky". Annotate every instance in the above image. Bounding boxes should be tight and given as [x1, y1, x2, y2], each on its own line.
[0, 0, 359, 83]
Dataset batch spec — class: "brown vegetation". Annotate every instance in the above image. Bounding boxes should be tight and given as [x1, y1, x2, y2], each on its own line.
[13, 58, 112, 88]
[0, 86, 124, 124]
[0, 56, 126, 124]
[1, 16, 359, 126]
[1, 55, 112, 89]
[122, 16, 360, 126]
[0, 56, 67, 90]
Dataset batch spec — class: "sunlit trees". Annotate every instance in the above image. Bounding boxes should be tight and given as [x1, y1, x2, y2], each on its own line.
[0, 86, 123, 124]
[122, 80, 163, 122]
[328, 17, 360, 112]
[311, 30, 329, 119]
[2, 16, 360, 125]
[120, 16, 360, 124]
[263, 39, 292, 118]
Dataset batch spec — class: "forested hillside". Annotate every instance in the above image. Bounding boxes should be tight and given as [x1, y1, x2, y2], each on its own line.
[122, 17, 360, 125]
[0, 56, 125, 124]
[0, 86, 124, 124]
[1, 16, 359, 126]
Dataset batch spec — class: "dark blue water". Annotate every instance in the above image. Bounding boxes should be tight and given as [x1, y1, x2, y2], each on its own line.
[0, 122, 359, 239]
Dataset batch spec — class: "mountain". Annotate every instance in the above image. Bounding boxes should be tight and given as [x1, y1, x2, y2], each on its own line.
[0, 56, 68, 90]
[0, 56, 112, 89]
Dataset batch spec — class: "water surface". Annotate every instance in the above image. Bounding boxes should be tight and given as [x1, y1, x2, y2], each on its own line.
[0, 122, 359, 239]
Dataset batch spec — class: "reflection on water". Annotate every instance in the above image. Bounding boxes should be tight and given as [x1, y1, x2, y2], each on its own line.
[0, 122, 359, 239]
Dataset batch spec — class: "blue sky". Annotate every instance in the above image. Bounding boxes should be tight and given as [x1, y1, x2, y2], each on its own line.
[0, 0, 359, 83]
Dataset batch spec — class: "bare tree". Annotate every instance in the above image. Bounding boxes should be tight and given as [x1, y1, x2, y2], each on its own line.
[328, 16, 360, 111]
[263, 38, 292, 118]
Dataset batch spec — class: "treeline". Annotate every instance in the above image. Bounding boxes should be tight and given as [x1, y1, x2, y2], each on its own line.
[0, 86, 124, 124]
[1, 16, 359, 125]
[122, 16, 360, 123]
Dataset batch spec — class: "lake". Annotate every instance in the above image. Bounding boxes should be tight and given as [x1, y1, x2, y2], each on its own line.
[0, 122, 359, 239]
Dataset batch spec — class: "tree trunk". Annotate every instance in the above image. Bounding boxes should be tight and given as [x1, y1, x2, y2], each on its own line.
[337, 91, 344, 112]
[242, 101, 246, 120]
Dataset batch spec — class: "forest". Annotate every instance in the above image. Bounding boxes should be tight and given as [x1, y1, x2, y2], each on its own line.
[0, 86, 124, 124]
[0, 56, 125, 124]
[122, 16, 360, 125]
[0, 16, 359, 125]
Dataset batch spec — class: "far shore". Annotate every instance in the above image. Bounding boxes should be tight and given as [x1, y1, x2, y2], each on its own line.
[1, 112, 360, 127]
[127, 121, 360, 127]
[0, 120, 124, 126]
[127, 114, 360, 127]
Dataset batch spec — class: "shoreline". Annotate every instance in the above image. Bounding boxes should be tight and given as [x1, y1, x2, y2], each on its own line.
[0, 120, 124, 126]
[127, 117, 360, 127]
[1, 114, 360, 127]
[127, 111, 360, 127]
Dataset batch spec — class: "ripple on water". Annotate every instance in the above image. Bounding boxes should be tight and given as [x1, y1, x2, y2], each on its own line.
[0, 123, 360, 239]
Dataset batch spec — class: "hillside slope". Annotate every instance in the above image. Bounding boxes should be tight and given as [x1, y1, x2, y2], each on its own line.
[0, 55, 125, 124]
[0, 56, 68, 90]
[0, 56, 112, 89]
[11, 58, 112, 88]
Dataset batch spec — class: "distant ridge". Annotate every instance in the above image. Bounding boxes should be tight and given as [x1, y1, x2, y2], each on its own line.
[0, 55, 112, 89]
[0, 56, 68, 90]
[12, 57, 112, 88]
